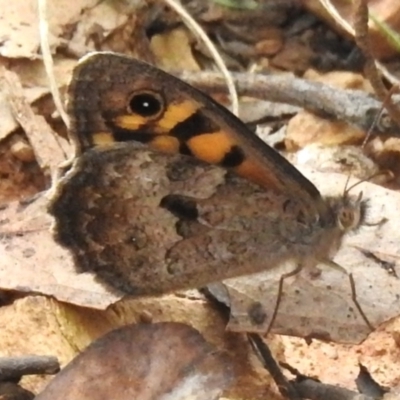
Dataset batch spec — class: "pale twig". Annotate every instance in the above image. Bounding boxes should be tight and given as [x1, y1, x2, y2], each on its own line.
[319, 0, 354, 35]
[161, 0, 239, 116]
[37, 0, 70, 129]
[179, 69, 400, 135]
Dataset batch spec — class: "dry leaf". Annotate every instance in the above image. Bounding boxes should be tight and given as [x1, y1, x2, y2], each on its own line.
[208, 167, 400, 344]
[35, 322, 234, 400]
[0, 58, 77, 143]
[304, 70, 373, 92]
[291, 144, 380, 182]
[0, 0, 146, 59]
[285, 70, 373, 150]
[150, 28, 201, 71]
[286, 110, 365, 150]
[0, 67, 70, 172]
[0, 0, 98, 58]
[0, 90, 18, 141]
[0, 194, 121, 308]
[65, 1, 140, 57]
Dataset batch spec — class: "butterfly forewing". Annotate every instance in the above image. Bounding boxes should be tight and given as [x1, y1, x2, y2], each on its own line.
[67, 52, 325, 219]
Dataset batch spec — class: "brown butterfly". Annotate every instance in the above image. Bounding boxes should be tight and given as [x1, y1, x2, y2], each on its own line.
[49, 52, 371, 331]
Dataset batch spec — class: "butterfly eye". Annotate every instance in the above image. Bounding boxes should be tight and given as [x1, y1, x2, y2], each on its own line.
[128, 91, 164, 118]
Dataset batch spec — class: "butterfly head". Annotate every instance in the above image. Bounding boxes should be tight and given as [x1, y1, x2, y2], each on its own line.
[332, 192, 368, 233]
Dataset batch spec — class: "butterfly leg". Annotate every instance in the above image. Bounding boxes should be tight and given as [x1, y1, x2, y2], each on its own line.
[266, 263, 303, 335]
[323, 260, 374, 331]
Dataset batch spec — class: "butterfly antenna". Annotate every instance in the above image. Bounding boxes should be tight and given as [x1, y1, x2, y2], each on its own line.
[343, 173, 352, 198]
[344, 170, 388, 196]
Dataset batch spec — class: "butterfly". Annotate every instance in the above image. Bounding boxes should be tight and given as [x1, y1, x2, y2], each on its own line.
[49, 52, 371, 331]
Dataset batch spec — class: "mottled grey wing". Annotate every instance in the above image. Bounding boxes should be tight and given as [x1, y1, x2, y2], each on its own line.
[49, 143, 309, 296]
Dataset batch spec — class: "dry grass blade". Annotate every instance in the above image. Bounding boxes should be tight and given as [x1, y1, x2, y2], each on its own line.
[161, 0, 239, 115]
[37, 0, 69, 129]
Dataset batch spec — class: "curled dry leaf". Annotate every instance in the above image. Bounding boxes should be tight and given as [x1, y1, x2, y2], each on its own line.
[35, 322, 234, 400]
[208, 167, 400, 344]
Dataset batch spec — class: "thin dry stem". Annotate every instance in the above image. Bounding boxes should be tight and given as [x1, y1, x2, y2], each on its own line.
[319, 0, 399, 86]
[353, 0, 400, 129]
[319, 0, 354, 35]
[38, 0, 70, 129]
[161, 0, 239, 116]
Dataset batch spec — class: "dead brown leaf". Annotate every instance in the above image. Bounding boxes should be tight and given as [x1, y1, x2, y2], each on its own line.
[304, 69, 374, 92]
[0, 0, 98, 59]
[150, 27, 201, 71]
[0, 90, 19, 142]
[0, 67, 70, 173]
[0, 294, 281, 398]
[291, 144, 381, 182]
[286, 110, 365, 150]
[65, 2, 144, 57]
[284, 69, 377, 149]
[0, 194, 121, 308]
[35, 322, 234, 400]
[0, 57, 76, 143]
[0, 136, 46, 203]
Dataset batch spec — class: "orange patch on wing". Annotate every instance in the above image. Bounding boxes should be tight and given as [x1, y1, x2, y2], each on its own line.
[150, 135, 180, 153]
[92, 132, 115, 146]
[187, 131, 235, 164]
[234, 159, 282, 190]
[154, 100, 201, 133]
[114, 114, 148, 130]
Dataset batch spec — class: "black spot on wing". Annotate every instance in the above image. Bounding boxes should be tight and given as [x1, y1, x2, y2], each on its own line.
[160, 194, 199, 220]
[220, 145, 245, 168]
[170, 110, 219, 141]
